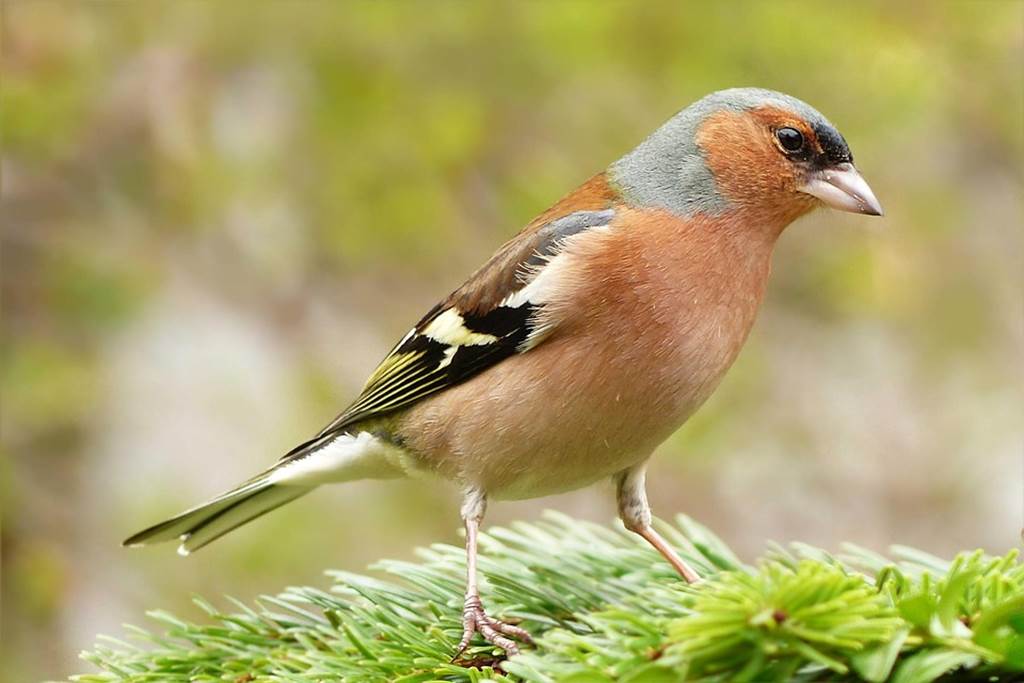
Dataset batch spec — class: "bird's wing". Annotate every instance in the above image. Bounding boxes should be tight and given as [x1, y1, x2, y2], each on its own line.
[312, 204, 617, 439]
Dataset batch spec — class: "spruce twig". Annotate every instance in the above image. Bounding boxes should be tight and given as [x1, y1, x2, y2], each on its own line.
[75, 513, 1024, 682]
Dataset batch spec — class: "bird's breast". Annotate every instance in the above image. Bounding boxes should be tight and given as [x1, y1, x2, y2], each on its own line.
[396, 208, 776, 499]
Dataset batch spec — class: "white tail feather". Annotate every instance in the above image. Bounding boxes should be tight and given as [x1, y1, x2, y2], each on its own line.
[177, 485, 309, 554]
[123, 478, 309, 551]
[124, 430, 408, 553]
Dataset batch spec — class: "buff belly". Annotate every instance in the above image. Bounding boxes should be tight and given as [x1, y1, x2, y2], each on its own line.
[391, 208, 771, 500]
[393, 321, 739, 500]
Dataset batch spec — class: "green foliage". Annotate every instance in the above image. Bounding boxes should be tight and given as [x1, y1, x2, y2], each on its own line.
[75, 514, 1023, 682]
[667, 562, 904, 677]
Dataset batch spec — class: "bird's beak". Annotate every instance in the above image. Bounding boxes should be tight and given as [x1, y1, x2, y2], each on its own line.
[799, 163, 884, 216]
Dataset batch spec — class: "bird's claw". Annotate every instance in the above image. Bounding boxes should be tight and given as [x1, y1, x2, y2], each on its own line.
[453, 594, 532, 659]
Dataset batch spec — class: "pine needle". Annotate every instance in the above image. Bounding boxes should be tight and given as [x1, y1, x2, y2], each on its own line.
[74, 514, 1024, 682]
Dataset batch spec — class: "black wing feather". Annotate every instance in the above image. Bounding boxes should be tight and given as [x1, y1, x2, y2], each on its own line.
[315, 208, 614, 437]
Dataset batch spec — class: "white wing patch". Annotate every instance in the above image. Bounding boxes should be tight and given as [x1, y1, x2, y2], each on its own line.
[421, 308, 500, 346]
[437, 345, 459, 370]
[310, 210, 615, 436]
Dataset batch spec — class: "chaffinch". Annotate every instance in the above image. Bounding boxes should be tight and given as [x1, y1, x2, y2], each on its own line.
[125, 88, 882, 656]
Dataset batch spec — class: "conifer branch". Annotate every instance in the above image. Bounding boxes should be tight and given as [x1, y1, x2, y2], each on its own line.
[75, 513, 1024, 682]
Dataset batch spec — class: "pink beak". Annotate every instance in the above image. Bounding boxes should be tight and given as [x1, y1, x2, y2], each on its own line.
[799, 163, 884, 216]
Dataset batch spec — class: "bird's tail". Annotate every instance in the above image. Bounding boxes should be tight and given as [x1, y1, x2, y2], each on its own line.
[122, 475, 310, 556]
[124, 429, 401, 554]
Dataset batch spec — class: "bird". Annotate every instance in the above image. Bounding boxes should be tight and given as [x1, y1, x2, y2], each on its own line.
[124, 87, 883, 657]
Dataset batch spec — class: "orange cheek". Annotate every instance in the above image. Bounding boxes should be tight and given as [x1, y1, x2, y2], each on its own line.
[696, 110, 800, 204]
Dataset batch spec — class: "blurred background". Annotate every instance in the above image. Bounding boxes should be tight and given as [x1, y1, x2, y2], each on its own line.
[2, 1, 1022, 680]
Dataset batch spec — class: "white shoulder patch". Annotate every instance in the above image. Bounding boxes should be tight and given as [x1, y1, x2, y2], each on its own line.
[501, 253, 569, 309]
[504, 224, 612, 350]
[502, 224, 611, 311]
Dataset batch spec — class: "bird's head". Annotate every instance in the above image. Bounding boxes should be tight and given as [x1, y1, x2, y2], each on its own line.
[610, 88, 882, 228]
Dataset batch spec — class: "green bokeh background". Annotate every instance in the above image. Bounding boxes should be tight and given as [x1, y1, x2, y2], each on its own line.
[2, 2, 1021, 680]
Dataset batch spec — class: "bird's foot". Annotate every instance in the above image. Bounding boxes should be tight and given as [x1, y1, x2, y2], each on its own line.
[454, 594, 532, 659]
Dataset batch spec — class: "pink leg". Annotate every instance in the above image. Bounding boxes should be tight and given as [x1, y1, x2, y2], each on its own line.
[454, 490, 533, 659]
[617, 465, 702, 584]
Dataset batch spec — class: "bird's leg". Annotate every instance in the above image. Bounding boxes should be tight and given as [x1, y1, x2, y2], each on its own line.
[616, 465, 701, 584]
[454, 488, 533, 659]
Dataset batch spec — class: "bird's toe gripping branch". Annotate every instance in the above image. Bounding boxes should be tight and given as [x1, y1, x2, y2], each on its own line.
[454, 489, 534, 660]
[455, 593, 533, 658]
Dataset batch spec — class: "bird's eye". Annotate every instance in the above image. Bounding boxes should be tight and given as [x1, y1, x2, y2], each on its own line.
[776, 127, 805, 153]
